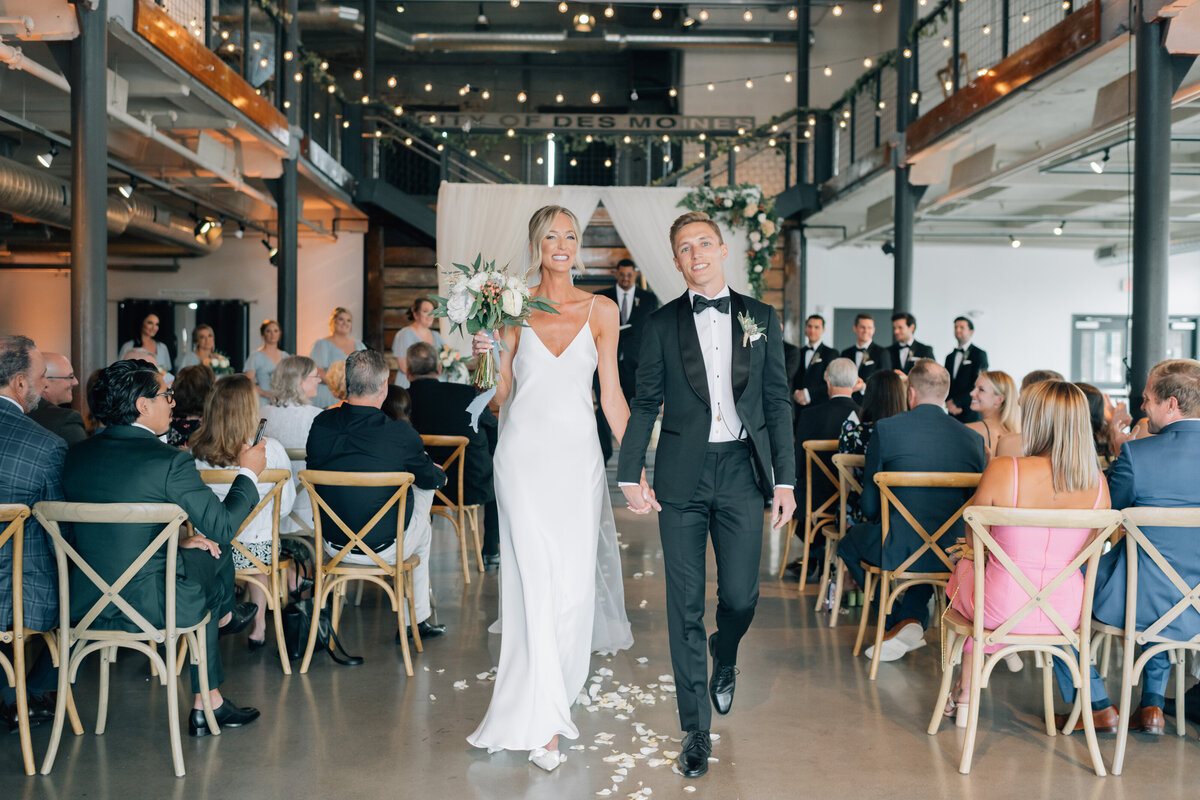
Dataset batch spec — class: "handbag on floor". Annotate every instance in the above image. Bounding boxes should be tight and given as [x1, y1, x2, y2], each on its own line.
[281, 593, 364, 666]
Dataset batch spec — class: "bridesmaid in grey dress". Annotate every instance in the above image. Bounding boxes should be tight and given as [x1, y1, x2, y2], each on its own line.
[245, 319, 289, 405]
[118, 312, 173, 371]
[310, 306, 365, 408]
[392, 297, 445, 388]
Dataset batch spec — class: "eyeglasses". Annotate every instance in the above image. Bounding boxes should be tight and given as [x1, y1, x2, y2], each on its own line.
[153, 390, 175, 402]
[46, 375, 76, 381]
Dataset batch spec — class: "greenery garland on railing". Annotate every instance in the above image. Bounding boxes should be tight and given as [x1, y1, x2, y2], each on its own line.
[679, 183, 780, 299]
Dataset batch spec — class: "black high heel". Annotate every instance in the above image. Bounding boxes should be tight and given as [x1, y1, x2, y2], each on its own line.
[247, 637, 267, 652]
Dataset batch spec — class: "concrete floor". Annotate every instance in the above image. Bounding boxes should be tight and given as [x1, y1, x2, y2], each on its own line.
[6, 474, 1200, 798]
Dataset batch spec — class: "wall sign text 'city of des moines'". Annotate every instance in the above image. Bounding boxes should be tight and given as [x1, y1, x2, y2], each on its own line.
[432, 113, 757, 134]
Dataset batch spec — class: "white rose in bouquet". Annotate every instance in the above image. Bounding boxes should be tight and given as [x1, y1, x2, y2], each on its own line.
[488, 271, 507, 287]
[501, 287, 523, 317]
[447, 286, 474, 324]
[468, 272, 489, 291]
[506, 275, 521, 290]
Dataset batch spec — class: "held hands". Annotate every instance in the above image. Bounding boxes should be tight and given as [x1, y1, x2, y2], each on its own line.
[472, 331, 497, 356]
[622, 470, 661, 515]
[770, 487, 796, 531]
[238, 440, 267, 476]
[181, 534, 221, 558]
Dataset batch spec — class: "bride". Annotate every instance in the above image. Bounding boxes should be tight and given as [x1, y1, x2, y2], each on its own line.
[466, 205, 637, 771]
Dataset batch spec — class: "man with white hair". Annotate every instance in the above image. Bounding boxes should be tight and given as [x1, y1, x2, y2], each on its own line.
[306, 349, 448, 646]
[28, 352, 86, 445]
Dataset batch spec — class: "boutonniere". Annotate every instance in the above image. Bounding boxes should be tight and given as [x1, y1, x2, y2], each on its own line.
[864, 360, 875, 366]
[737, 311, 766, 348]
[812, 355, 823, 364]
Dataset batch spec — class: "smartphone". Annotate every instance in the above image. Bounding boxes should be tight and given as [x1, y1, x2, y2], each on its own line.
[252, 418, 267, 446]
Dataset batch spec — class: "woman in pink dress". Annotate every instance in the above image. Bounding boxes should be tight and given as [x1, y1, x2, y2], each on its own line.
[943, 380, 1110, 726]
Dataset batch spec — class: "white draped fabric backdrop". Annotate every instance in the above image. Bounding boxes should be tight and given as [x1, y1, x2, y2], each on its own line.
[434, 182, 751, 352]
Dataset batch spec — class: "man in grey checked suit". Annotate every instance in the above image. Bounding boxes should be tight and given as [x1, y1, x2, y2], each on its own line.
[0, 335, 65, 730]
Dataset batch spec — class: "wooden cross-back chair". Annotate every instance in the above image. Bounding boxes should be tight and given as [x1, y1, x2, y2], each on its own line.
[852, 471, 982, 680]
[778, 439, 839, 591]
[298, 470, 419, 675]
[33, 502, 219, 778]
[0, 505, 82, 775]
[193, 469, 293, 675]
[1085, 507, 1200, 775]
[282, 448, 316, 562]
[820, 453, 865, 627]
[421, 434, 484, 583]
[929, 505, 1122, 776]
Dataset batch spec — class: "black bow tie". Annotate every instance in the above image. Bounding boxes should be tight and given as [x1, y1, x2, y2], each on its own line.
[899, 343, 913, 349]
[955, 347, 966, 354]
[856, 347, 868, 353]
[692, 295, 730, 315]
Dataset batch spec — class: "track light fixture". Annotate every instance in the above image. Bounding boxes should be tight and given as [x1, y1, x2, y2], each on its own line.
[36, 144, 57, 169]
[1090, 149, 1110, 174]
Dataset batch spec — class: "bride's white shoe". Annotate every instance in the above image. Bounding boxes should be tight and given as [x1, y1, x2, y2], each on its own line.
[528, 747, 565, 772]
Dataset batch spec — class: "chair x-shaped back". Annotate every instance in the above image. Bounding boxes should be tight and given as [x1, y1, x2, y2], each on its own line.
[421, 434, 484, 583]
[778, 439, 839, 591]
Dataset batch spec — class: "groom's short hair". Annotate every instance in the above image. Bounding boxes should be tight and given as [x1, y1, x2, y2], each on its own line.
[670, 211, 724, 252]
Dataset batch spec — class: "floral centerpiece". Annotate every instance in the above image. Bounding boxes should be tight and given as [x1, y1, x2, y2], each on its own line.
[432, 254, 558, 388]
[437, 345, 471, 385]
[208, 352, 235, 376]
[679, 183, 781, 298]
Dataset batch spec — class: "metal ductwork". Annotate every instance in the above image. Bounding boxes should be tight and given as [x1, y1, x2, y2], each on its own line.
[0, 154, 222, 255]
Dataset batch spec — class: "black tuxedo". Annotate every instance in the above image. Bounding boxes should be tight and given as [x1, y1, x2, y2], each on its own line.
[841, 342, 891, 384]
[407, 378, 500, 556]
[886, 340, 936, 374]
[596, 285, 660, 400]
[794, 395, 860, 518]
[836, 404, 986, 628]
[619, 289, 794, 733]
[944, 343, 988, 423]
[791, 342, 840, 409]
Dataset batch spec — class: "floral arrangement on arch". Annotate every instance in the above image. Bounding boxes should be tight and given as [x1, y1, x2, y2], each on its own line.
[679, 183, 780, 298]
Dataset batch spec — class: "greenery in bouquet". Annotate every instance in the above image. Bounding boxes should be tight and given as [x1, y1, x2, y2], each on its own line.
[209, 352, 235, 376]
[432, 254, 558, 388]
[437, 345, 471, 385]
[679, 183, 780, 298]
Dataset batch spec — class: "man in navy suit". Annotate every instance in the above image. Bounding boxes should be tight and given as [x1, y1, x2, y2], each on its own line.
[836, 359, 986, 662]
[1053, 359, 1200, 735]
[887, 312, 935, 375]
[0, 335, 64, 730]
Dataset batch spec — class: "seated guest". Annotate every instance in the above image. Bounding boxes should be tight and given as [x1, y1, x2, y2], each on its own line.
[792, 314, 839, 418]
[1076, 382, 1134, 461]
[996, 369, 1066, 457]
[887, 312, 935, 375]
[305, 350, 448, 641]
[836, 359, 987, 662]
[164, 365, 214, 449]
[0, 336, 64, 730]
[382, 385, 412, 422]
[838, 370, 908, 523]
[1054, 359, 1200, 735]
[942, 381, 1109, 726]
[324, 360, 347, 407]
[82, 369, 103, 435]
[965, 370, 1020, 460]
[28, 352, 86, 445]
[262, 356, 323, 535]
[786, 357, 861, 578]
[122, 347, 173, 386]
[191, 375, 296, 649]
[405, 341, 501, 570]
[64, 359, 265, 736]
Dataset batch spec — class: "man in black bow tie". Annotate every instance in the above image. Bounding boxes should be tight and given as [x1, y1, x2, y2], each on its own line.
[791, 314, 839, 415]
[944, 316, 988, 423]
[619, 211, 795, 780]
[840, 313, 891, 399]
[886, 312, 935, 375]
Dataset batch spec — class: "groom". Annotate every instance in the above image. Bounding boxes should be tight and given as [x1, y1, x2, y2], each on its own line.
[618, 211, 796, 779]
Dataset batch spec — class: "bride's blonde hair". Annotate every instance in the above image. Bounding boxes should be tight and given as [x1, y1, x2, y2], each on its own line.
[528, 205, 585, 272]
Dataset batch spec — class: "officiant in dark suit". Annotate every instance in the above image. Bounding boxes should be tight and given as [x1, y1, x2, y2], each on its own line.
[595, 259, 660, 401]
[945, 316, 988, 422]
[619, 212, 795, 780]
[792, 314, 839, 416]
[887, 312, 935, 375]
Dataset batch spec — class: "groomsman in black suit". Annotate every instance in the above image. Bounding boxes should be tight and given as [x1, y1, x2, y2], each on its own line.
[619, 212, 795, 780]
[841, 313, 891, 391]
[791, 314, 840, 415]
[887, 312, 935, 375]
[596, 259, 660, 401]
[944, 316, 988, 423]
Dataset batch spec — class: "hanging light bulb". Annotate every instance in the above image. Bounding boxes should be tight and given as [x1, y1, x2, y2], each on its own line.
[1053, 222, 1065, 236]
[1010, 236, 1021, 248]
[504, 153, 512, 161]
[283, 50, 293, 61]
[328, 85, 336, 94]
[293, 71, 303, 82]
[873, 1, 882, 11]
[555, 92, 564, 103]
[982, 24, 991, 34]
[630, 89, 639, 101]
[482, 90, 491, 100]
[669, 87, 678, 97]
[652, 6, 662, 20]
[788, 7, 798, 20]
[591, 92, 601, 103]
[425, 83, 433, 91]
[605, 4, 614, 18]
[903, 48, 912, 58]
[321, 61, 329, 70]
[698, 133, 706, 141]
[510, 0, 519, 6]
[259, 58, 268, 68]
[784, 73, 793, 83]
[768, 138, 776, 147]
[698, 9, 709, 21]
[558, 1, 567, 11]
[394, 105, 403, 115]
[743, 9, 753, 21]
[586, 134, 593, 142]
[824, 65, 832, 76]
[507, 128, 516, 136]
[361, 94, 369, 103]
[832, 4, 843, 15]
[1022, 12, 1030, 21]
[623, 135, 632, 143]
[604, 158, 613, 167]
[863, 57, 873, 67]
[469, 149, 477, 157]
[353, 68, 363, 80]
[517, 91, 527, 103]
[252, 40, 261, 50]
[943, 36, 951, 47]
[387, 76, 397, 88]
[569, 158, 578, 166]
[706, 82, 715, 91]
[745, 79, 754, 88]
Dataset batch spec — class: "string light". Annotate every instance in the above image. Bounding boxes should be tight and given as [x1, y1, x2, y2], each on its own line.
[482, 90, 490, 99]
[517, 91, 527, 103]
[252, 41, 261, 50]
[555, 92, 564, 103]
[698, 133, 706, 140]
[652, 6, 662, 20]
[314, 112, 321, 119]
[1022, 12, 1030, 21]
[605, 4, 614, 18]
[832, 4, 843, 14]
[405, 137, 413, 146]
[293, 72, 303, 82]
[873, 2, 882, 11]
[661, 134, 670, 142]
[394, 105, 403, 115]
[507, 128, 516, 137]
[387, 76, 397, 88]
[425, 83, 433, 91]
[903, 48, 912, 58]
[669, 87, 678, 97]
[604, 158, 613, 167]
[470, 149, 477, 157]
[982, 24, 991, 34]
[706, 83, 715, 91]
[321, 61, 329, 70]
[1010, 236, 1021, 248]
[863, 58, 872, 67]
[743, 9, 753, 21]
[283, 50, 293, 61]
[662, 154, 671, 162]
[361, 94, 369, 103]
[353, 69, 363, 80]
[328, 85, 336, 94]
[943, 37, 951, 47]
[745, 79, 754, 88]
[784, 73, 793, 83]
[768, 138, 776, 147]
[537, 156, 544, 164]
[698, 9, 709, 21]
[510, 0, 519, 6]
[585, 135, 593, 142]
[623, 135, 632, 143]
[1053, 222, 1064, 236]
[259, 58, 268, 68]
[910, 91, 920, 104]
[788, 7, 798, 20]
[591, 92, 601, 103]
[504, 153, 512, 161]
[823, 65, 832, 76]
[558, 2, 567, 11]
[570, 158, 578, 166]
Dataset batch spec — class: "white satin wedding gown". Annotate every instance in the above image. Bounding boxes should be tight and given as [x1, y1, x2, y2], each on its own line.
[468, 299, 633, 752]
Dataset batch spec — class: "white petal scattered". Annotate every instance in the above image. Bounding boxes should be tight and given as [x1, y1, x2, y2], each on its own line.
[453, 680, 469, 690]
[658, 674, 673, 682]
[633, 572, 644, 579]
[644, 570, 654, 576]
[598, 667, 614, 676]
[428, 694, 436, 701]
[708, 757, 718, 762]
[423, 666, 430, 672]
[615, 713, 628, 720]
[616, 767, 628, 775]
[596, 791, 611, 797]
[709, 732, 720, 740]
[640, 746, 658, 755]
[683, 787, 697, 794]
[635, 656, 648, 664]
[476, 672, 490, 680]
[638, 599, 648, 608]
[663, 750, 680, 759]
[570, 745, 586, 751]
[612, 775, 625, 784]
[436, 668, 445, 674]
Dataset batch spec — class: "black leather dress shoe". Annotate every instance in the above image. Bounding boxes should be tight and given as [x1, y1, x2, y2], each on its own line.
[482, 553, 501, 571]
[1164, 685, 1200, 725]
[26, 692, 56, 722]
[219, 602, 259, 638]
[708, 633, 737, 716]
[188, 700, 261, 737]
[397, 621, 447, 643]
[676, 730, 712, 778]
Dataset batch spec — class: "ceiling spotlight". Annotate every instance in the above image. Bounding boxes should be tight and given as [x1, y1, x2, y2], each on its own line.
[832, 4, 843, 15]
[36, 144, 57, 169]
[591, 92, 601, 103]
[1090, 149, 1110, 174]
[605, 4, 615, 18]
[683, 16, 696, 26]
[652, 6, 662, 20]
[743, 9, 753, 21]
[262, 237, 278, 259]
[195, 217, 214, 238]
[117, 179, 135, 198]
[1010, 236, 1021, 248]
[1053, 222, 1065, 236]
[517, 91, 527, 102]
[788, 8, 798, 20]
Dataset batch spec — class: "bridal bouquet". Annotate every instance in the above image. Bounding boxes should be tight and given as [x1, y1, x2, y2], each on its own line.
[209, 352, 235, 376]
[437, 345, 471, 385]
[433, 254, 557, 388]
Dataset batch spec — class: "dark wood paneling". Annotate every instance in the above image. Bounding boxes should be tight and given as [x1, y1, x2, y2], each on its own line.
[385, 246, 437, 265]
[384, 267, 440, 287]
[134, 0, 289, 145]
[905, 2, 1101, 156]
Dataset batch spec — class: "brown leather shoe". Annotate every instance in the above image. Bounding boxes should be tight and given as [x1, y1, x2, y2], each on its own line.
[1129, 706, 1166, 735]
[1053, 705, 1119, 734]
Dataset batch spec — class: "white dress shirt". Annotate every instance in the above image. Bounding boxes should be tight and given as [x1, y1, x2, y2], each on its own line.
[688, 287, 743, 443]
[616, 286, 635, 326]
[951, 346, 966, 379]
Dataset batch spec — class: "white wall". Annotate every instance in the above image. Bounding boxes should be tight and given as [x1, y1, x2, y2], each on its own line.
[805, 242, 1200, 383]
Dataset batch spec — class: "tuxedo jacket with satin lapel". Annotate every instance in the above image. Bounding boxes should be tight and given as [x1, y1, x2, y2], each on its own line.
[944, 343, 988, 419]
[855, 404, 986, 572]
[0, 400, 66, 632]
[1092, 420, 1200, 640]
[841, 342, 892, 384]
[618, 290, 795, 504]
[886, 340, 936, 374]
[407, 378, 495, 507]
[61, 425, 258, 630]
[792, 343, 840, 408]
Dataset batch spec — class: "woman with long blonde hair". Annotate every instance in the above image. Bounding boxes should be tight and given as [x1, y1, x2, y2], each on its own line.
[192, 375, 296, 648]
[966, 370, 1020, 459]
[310, 306, 364, 408]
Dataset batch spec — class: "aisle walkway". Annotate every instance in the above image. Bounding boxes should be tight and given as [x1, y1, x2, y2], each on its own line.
[6, 476, 1200, 797]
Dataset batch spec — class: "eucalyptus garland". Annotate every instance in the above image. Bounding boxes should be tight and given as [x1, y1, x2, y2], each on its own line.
[679, 183, 780, 299]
